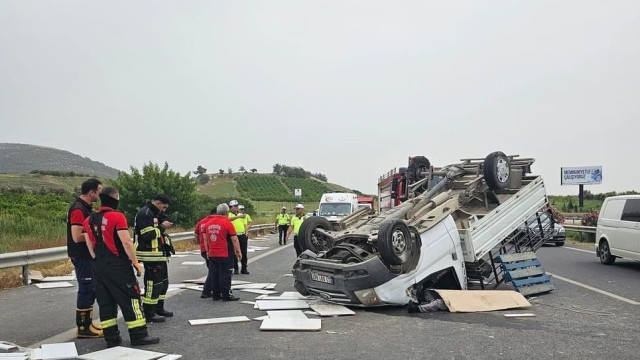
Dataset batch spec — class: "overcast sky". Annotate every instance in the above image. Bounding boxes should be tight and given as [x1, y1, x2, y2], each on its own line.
[1, 1, 638, 196]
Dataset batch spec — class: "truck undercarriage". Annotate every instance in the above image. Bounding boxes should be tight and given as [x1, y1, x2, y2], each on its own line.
[292, 151, 554, 306]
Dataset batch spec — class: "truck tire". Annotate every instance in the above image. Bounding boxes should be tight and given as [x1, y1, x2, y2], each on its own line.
[407, 156, 430, 181]
[299, 216, 334, 254]
[483, 151, 511, 190]
[378, 219, 414, 266]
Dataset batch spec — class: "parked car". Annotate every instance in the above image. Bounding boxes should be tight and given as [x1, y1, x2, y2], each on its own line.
[595, 195, 640, 265]
[547, 224, 566, 246]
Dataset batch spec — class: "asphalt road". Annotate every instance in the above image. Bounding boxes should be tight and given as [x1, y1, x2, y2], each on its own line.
[1, 236, 639, 359]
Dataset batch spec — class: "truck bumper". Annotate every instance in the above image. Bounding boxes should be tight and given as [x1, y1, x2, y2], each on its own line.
[292, 252, 397, 305]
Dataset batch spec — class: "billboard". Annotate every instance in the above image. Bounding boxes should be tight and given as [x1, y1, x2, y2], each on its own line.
[561, 166, 602, 185]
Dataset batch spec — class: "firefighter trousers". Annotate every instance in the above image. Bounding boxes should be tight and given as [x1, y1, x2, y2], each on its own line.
[92, 256, 148, 342]
[142, 261, 169, 307]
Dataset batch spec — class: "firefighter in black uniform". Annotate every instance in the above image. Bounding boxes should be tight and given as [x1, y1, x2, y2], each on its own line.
[83, 186, 159, 347]
[134, 194, 175, 322]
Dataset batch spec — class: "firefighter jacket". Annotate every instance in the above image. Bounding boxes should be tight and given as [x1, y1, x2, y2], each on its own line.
[134, 202, 171, 262]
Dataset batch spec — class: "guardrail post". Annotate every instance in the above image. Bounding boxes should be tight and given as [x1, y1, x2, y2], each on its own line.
[22, 265, 29, 285]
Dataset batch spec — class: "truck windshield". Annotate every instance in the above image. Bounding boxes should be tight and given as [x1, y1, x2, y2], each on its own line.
[319, 203, 352, 216]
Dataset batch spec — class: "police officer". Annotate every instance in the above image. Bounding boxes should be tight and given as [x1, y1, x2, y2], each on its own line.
[67, 178, 104, 338]
[274, 206, 290, 245]
[228, 200, 249, 274]
[239, 205, 252, 235]
[286, 204, 307, 257]
[83, 186, 158, 347]
[206, 203, 242, 301]
[134, 194, 174, 322]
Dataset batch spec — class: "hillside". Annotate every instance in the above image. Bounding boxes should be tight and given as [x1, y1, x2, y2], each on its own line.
[0, 143, 120, 178]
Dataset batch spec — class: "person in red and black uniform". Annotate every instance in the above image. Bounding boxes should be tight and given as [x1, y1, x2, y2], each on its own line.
[83, 186, 159, 348]
[194, 209, 216, 299]
[67, 178, 103, 338]
[205, 203, 242, 301]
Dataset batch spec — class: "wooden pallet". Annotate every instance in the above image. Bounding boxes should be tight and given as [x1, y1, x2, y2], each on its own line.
[496, 252, 555, 296]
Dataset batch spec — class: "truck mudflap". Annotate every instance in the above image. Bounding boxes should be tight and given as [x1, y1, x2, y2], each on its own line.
[292, 252, 397, 305]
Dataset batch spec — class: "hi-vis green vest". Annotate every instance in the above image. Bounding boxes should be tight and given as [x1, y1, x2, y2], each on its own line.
[134, 203, 168, 262]
[276, 213, 290, 225]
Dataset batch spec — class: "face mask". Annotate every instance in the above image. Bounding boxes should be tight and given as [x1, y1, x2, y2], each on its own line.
[99, 194, 120, 210]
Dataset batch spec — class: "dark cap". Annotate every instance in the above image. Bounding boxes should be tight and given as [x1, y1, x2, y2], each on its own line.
[153, 194, 171, 205]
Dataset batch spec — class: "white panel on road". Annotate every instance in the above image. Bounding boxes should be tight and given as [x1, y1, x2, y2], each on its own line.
[181, 261, 205, 266]
[266, 310, 308, 319]
[184, 286, 204, 291]
[35, 282, 74, 289]
[79, 346, 166, 360]
[304, 311, 320, 316]
[230, 283, 271, 289]
[41, 342, 78, 359]
[280, 291, 305, 298]
[183, 276, 206, 284]
[231, 280, 251, 285]
[0, 343, 18, 352]
[0, 354, 28, 360]
[236, 289, 278, 295]
[188, 316, 251, 326]
[158, 355, 182, 360]
[252, 316, 269, 321]
[256, 300, 309, 311]
[310, 304, 356, 317]
[240, 301, 256, 305]
[170, 254, 188, 258]
[503, 313, 536, 317]
[254, 295, 306, 300]
[264, 284, 277, 290]
[260, 318, 321, 331]
[40, 276, 76, 282]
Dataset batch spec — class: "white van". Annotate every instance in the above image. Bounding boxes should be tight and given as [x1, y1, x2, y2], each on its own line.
[595, 195, 640, 265]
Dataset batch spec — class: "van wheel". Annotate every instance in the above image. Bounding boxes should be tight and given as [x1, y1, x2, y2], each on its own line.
[299, 216, 334, 254]
[378, 220, 415, 266]
[599, 240, 616, 265]
[483, 151, 511, 190]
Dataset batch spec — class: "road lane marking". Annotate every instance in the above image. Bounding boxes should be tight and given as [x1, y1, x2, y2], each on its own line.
[547, 272, 640, 306]
[563, 247, 596, 255]
[28, 240, 293, 348]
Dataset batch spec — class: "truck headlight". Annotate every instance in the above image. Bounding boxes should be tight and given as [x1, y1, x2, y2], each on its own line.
[354, 288, 383, 306]
[559, 228, 565, 233]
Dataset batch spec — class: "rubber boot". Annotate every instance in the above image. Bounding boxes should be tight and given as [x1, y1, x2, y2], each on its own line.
[103, 326, 122, 348]
[129, 326, 159, 346]
[143, 303, 165, 323]
[88, 308, 102, 330]
[76, 308, 104, 338]
[156, 300, 173, 317]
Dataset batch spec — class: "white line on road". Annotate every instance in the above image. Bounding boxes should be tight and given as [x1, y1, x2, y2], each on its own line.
[563, 246, 596, 255]
[28, 240, 293, 348]
[547, 272, 640, 306]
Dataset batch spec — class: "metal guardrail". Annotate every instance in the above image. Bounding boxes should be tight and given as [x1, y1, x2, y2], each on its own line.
[563, 224, 597, 234]
[0, 224, 274, 285]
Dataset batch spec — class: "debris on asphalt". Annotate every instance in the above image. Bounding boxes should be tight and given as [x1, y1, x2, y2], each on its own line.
[260, 318, 321, 331]
[40, 276, 76, 283]
[40, 342, 78, 359]
[503, 313, 536, 317]
[180, 261, 205, 266]
[240, 301, 256, 305]
[188, 316, 251, 326]
[78, 346, 171, 360]
[310, 304, 355, 317]
[235, 289, 278, 295]
[256, 300, 310, 311]
[0, 342, 18, 353]
[34, 282, 74, 289]
[434, 290, 531, 313]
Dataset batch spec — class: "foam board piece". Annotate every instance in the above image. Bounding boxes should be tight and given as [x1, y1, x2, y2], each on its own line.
[158, 355, 182, 360]
[260, 318, 321, 331]
[188, 316, 251, 326]
[266, 310, 308, 319]
[256, 300, 310, 311]
[310, 304, 356, 317]
[181, 261, 205, 266]
[282, 274, 293, 277]
[231, 280, 251, 285]
[41, 342, 78, 359]
[28, 270, 44, 282]
[280, 291, 305, 299]
[254, 295, 306, 300]
[230, 283, 272, 289]
[253, 303, 259, 309]
[78, 346, 166, 360]
[264, 284, 277, 290]
[41, 276, 76, 282]
[503, 313, 536, 317]
[0, 343, 18, 352]
[240, 301, 256, 305]
[304, 311, 320, 316]
[170, 254, 188, 258]
[0, 354, 28, 360]
[183, 277, 206, 284]
[434, 290, 531, 313]
[236, 289, 278, 295]
[30, 349, 43, 359]
[184, 286, 204, 291]
[35, 282, 74, 289]
[252, 316, 269, 321]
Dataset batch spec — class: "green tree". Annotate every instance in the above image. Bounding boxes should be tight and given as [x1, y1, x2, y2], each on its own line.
[250, 168, 257, 173]
[227, 167, 233, 174]
[218, 169, 224, 175]
[112, 162, 198, 226]
[239, 166, 246, 172]
[193, 165, 207, 176]
[197, 174, 211, 185]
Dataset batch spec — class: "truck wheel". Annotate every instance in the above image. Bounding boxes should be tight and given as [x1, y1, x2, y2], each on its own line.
[300, 216, 334, 253]
[599, 240, 616, 265]
[407, 156, 430, 181]
[483, 151, 511, 190]
[378, 219, 414, 266]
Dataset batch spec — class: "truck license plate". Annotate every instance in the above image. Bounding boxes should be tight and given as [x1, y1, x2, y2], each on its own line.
[311, 272, 333, 284]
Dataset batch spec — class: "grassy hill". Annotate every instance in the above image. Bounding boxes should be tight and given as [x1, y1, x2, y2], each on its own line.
[0, 143, 119, 178]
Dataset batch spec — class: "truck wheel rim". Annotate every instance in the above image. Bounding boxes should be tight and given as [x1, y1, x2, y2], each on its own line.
[496, 158, 509, 183]
[392, 229, 407, 254]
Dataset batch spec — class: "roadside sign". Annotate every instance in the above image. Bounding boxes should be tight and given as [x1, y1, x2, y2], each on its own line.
[561, 166, 602, 185]
[294, 189, 302, 197]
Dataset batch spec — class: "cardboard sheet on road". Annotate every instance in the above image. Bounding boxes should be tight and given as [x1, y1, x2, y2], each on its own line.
[434, 290, 531, 313]
[40, 342, 78, 359]
[79, 346, 167, 360]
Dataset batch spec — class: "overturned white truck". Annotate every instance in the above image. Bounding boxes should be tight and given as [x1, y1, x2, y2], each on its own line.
[292, 152, 555, 306]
